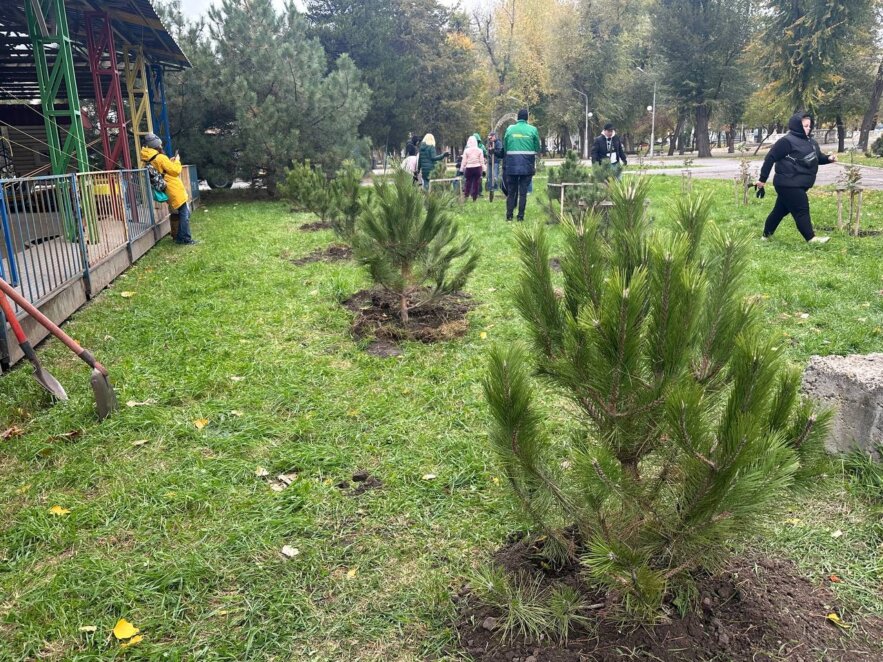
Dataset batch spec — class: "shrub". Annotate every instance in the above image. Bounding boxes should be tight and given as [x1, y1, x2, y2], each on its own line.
[546, 150, 611, 221]
[280, 161, 336, 222]
[871, 134, 883, 157]
[484, 178, 830, 618]
[330, 160, 368, 242]
[354, 169, 478, 322]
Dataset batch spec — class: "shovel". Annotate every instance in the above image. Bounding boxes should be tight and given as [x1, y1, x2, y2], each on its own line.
[0, 277, 117, 419]
[0, 289, 68, 401]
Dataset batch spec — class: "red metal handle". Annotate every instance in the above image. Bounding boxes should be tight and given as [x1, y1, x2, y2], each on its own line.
[0, 277, 108, 376]
[0, 290, 28, 345]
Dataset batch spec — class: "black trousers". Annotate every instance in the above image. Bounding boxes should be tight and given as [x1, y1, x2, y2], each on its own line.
[764, 186, 815, 241]
[505, 174, 532, 220]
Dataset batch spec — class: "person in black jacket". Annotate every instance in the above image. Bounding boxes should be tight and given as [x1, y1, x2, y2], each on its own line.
[591, 123, 627, 178]
[755, 112, 837, 243]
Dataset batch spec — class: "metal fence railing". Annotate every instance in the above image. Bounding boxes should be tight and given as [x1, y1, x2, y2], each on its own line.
[0, 174, 87, 309]
[1, 166, 189, 314]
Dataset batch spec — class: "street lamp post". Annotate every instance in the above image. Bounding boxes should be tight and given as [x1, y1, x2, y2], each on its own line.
[649, 81, 657, 158]
[574, 88, 589, 160]
[636, 67, 657, 158]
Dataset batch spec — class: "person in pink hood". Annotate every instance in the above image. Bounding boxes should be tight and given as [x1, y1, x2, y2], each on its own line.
[461, 135, 486, 201]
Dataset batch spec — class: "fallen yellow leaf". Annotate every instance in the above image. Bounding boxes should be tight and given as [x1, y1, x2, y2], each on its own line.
[422, 473, 437, 481]
[120, 291, 135, 298]
[193, 418, 209, 430]
[112, 618, 139, 640]
[480, 331, 488, 340]
[120, 634, 143, 648]
[826, 612, 850, 629]
[49, 505, 70, 516]
[784, 518, 802, 526]
[346, 568, 358, 579]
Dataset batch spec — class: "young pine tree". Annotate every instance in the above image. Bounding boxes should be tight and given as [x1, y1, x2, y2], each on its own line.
[330, 160, 368, 242]
[354, 169, 479, 323]
[547, 150, 611, 221]
[280, 161, 337, 223]
[484, 178, 830, 618]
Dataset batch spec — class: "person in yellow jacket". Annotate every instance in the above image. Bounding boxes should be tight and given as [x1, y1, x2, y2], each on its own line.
[140, 133, 197, 245]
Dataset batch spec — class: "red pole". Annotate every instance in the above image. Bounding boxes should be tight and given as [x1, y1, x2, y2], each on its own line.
[85, 12, 131, 171]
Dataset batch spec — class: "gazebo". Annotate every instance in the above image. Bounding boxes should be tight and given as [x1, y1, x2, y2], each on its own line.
[0, 0, 197, 370]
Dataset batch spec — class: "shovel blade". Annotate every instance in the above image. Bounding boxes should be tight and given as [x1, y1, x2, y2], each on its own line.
[90, 368, 118, 420]
[32, 365, 68, 401]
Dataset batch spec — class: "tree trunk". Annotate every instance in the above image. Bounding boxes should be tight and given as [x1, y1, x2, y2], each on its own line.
[836, 115, 845, 152]
[669, 112, 685, 156]
[695, 104, 712, 157]
[726, 124, 735, 153]
[859, 57, 883, 151]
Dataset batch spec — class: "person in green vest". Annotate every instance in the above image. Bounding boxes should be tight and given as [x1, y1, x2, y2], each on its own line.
[417, 134, 449, 190]
[502, 109, 541, 221]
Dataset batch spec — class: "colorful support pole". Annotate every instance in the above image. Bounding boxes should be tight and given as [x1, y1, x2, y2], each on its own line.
[25, 0, 89, 175]
[148, 64, 173, 156]
[85, 12, 132, 171]
[123, 45, 154, 161]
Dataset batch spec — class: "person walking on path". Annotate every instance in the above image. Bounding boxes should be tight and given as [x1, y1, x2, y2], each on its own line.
[461, 135, 486, 202]
[755, 111, 836, 244]
[486, 131, 502, 193]
[140, 132, 196, 245]
[418, 133, 449, 191]
[591, 122, 627, 179]
[502, 108, 541, 221]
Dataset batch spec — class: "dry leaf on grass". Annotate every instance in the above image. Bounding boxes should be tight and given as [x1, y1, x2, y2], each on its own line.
[112, 619, 139, 640]
[49, 505, 70, 516]
[125, 399, 156, 408]
[16, 484, 31, 494]
[1, 426, 24, 440]
[230, 375, 245, 382]
[78, 625, 97, 633]
[346, 568, 358, 579]
[120, 291, 135, 298]
[255, 467, 269, 477]
[281, 545, 300, 558]
[830, 529, 843, 538]
[193, 418, 209, 430]
[230, 410, 244, 417]
[826, 612, 850, 629]
[120, 635, 143, 648]
[421, 473, 437, 481]
[829, 574, 842, 583]
[131, 439, 149, 447]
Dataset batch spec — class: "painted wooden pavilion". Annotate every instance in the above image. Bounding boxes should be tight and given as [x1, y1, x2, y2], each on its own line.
[0, 0, 197, 370]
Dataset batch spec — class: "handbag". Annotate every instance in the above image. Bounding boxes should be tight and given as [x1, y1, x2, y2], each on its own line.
[152, 189, 169, 203]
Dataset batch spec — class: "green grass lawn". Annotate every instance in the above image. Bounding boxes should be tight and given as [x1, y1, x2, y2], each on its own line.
[1, 178, 881, 660]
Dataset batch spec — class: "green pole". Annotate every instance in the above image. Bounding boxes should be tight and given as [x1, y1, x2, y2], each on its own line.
[25, 0, 89, 175]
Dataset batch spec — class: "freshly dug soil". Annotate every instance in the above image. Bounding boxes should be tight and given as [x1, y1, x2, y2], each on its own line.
[343, 288, 473, 348]
[289, 244, 352, 265]
[299, 219, 334, 232]
[454, 536, 883, 662]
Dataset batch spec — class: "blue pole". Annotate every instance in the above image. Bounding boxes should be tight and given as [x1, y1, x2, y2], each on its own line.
[148, 64, 173, 156]
[0, 184, 20, 286]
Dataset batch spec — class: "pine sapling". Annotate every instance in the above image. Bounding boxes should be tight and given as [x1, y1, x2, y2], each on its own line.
[485, 177, 831, 617]
[354, 169, 478, 323]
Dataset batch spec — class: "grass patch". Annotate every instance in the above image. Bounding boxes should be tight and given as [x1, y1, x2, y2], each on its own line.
[1, 178, 881, 659]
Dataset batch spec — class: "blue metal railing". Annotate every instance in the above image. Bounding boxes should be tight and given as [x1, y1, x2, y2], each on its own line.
[0, 166, 188, 311]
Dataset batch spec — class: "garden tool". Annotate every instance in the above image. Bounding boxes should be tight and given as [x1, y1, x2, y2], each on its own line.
[0, 288, 67, 401]
[0, 277, 117, 419]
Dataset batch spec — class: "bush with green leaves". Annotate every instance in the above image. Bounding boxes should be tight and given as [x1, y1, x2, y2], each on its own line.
[871, 134, 883, 157]
[546, 150, 611, 221]
[484, 178, 830, 618]
[354, 169, 478, 323]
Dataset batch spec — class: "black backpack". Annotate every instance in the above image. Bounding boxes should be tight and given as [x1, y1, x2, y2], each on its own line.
[145, 152, 167, 192]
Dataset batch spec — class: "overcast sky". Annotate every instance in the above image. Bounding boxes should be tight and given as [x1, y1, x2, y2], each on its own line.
[179, 0, 473, 21]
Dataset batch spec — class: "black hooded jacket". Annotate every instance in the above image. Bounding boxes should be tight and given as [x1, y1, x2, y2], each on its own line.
[759, 113, 832, 189]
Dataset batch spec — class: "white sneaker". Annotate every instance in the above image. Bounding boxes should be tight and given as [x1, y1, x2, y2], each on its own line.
[808, 236, 830, 244]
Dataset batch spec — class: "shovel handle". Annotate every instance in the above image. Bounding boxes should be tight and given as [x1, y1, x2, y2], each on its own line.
[0, 277, 109, 376]
[0, 289, 27, 345]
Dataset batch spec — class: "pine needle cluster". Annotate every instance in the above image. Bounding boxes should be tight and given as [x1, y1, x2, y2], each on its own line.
[484, 178, 830, 617]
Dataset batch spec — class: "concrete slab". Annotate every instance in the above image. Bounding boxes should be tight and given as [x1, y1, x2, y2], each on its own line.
[802, 353, 883, 458]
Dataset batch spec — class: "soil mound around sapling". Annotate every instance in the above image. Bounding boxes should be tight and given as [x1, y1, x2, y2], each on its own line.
[454, 536, 883, 662]
[343, 288, 473, 348]
[299, 219, 334, 232]
[289, 244, 352, 265]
